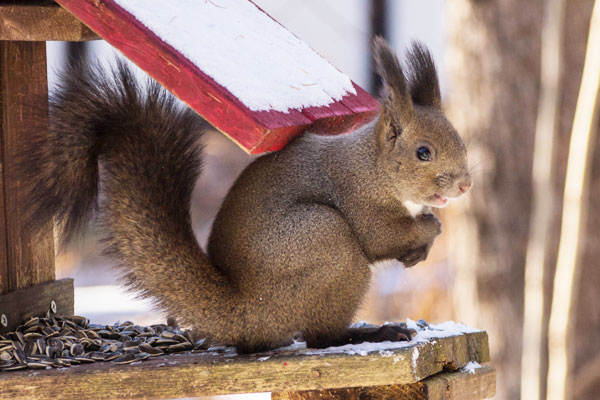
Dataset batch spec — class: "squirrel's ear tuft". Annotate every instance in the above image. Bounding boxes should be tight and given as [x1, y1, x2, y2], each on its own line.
[405, 42, 441, 109]
[373, 36, 413, 124]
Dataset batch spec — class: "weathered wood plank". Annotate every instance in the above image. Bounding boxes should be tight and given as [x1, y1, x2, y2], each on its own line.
[0, 3, 99, 41]
[0, 120, 6, 295]
[272, 365, 496, 400]
[431, 365, 495, 400]
[0, 40, 55, 293]
[0, 331, 489, 399]
[0, 278, 74, 334]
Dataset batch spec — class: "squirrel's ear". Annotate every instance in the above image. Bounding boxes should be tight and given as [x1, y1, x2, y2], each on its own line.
[373, 36, 414, 125]
[405, 41, 441, 109]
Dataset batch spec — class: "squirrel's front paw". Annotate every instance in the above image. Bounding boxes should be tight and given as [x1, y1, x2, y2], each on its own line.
[416, 213, 442, 237]
[398, 245, 430, 268]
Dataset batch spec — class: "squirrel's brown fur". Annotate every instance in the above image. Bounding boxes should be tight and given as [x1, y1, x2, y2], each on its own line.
[21, 38, 470, 353]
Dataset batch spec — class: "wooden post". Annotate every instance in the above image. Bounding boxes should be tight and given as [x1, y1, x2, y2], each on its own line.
[0, 1, 96, 332]
[0, 40, 54, 291]
[0, 40, 72, 332]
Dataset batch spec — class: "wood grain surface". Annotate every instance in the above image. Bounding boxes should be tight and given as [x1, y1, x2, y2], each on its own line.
[272, 365, 496, 400]
[0, 331, 490, 399]
[0, 41, 55, 295]
[0, 278, 74, 334]
[0, 3, 99, 41]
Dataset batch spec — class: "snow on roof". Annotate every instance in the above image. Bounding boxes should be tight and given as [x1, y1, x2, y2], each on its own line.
[116, 0, 357, 113]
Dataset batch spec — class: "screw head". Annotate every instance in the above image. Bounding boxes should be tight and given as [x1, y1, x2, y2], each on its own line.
[50, 300, 57, 314]
[0, 314, 7, 328]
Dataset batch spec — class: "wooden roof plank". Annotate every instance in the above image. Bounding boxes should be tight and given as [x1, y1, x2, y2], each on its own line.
[53, 0, 379, 154]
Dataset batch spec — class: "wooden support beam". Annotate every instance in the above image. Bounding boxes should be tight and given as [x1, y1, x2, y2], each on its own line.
[0, 278, 73, 333]
[0, 41, 55, 295]
[272, 366, 496, 400]
[0, 3, 99, 41]
[0, 331, 490, 399]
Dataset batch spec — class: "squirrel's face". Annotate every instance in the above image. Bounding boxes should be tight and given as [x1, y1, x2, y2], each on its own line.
[372, 38, 471, 208]
[377, 106, 471, 208]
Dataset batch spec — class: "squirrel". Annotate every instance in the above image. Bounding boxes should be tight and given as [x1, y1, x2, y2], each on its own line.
[21, 38, 471, 354]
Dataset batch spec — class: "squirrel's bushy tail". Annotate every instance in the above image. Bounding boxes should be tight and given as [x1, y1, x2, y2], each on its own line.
[22, 61, 237, 342]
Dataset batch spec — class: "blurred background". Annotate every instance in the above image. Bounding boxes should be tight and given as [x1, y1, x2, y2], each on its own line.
[46, 1, 600, 399]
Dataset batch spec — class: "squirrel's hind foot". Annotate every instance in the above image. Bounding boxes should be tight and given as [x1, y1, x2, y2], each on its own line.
[346, 324, 417, 344]
[305, 324, 417, 349]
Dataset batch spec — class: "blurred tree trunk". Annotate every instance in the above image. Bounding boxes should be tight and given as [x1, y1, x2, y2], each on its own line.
[566, 2, 600, 399]
[445, 1, 598, 399]
[445, 2, 542, 398]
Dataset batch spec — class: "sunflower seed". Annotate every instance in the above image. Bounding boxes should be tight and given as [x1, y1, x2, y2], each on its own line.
[90, 352, 107, 361]
[112, 353, 136, 365]
[2, 363, 26, 371]
[138, 343, 163, 356]
[26, 362, 49, 369]
[13, 349, 25, 363]
[0, 314, 206, 372]
[168, 342, 192, 352]
[160, 331, 176, 339]
[70, 343, 84, 357]
[24, 325, 40, 334]
[24, 342, 36, 356]
[135, 352, 150, 361]
[71, 316, 89, 328]
[0, 360, 15, 368]
[75, 356, 95, 363]
[155, 338, 179, 346]
[103, 352, 120, 362]
[172, 334, 190, 343]
[23, 318, 39, 328]
[24, 332, 43, 340]
[0, 345, 13, 352]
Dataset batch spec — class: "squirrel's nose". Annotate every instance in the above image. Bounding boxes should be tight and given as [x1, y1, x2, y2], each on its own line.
[458, 178, 472, 194]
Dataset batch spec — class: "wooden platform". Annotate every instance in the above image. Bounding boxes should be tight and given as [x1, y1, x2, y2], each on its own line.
[0, 330, 494, 399]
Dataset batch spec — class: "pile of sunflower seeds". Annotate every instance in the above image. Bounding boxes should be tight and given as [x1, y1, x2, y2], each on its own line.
[0, 315, 208, 371]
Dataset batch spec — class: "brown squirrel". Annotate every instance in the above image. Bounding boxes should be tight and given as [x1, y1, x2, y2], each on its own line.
[21, 38, 471, 353]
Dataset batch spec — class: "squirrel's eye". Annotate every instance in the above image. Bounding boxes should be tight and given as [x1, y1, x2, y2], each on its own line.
[416, 146, 432, 161]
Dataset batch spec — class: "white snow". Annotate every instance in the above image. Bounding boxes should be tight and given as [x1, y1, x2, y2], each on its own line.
[462, 361, 482, 374]
[275, 339, 307, 352]
[406, 318, 419, 331]
[350, 321, 379, 329]
[411, 347, 419, 368]
[115, 0, 356, 112]
[303, 340, 414, 357]
[428, 321, 481, 334]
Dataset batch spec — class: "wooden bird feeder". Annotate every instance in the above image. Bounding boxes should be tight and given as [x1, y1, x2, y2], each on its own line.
[0, 1, 494, 398]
